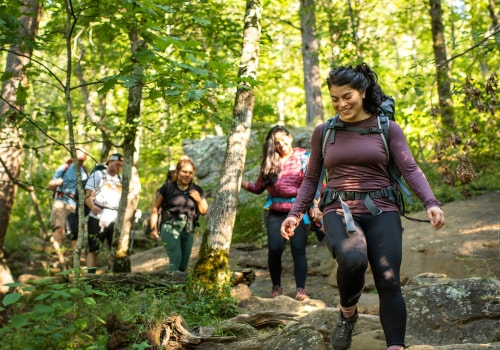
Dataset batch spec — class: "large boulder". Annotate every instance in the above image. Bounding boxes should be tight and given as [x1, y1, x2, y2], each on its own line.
[404, 273, 500, 346]
[182, 126, 315, 201]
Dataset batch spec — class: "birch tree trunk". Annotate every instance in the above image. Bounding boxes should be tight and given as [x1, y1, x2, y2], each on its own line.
[0, 0, 42, 292]
[61, 0, 90, 271]
[429, 0, 455, 129]
[112, 29, 144, 273]
[299, 0, 323, 126]
[192, 0, 262, 291]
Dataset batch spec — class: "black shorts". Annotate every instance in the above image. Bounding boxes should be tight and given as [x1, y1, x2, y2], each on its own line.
[87, 216, 115, 252]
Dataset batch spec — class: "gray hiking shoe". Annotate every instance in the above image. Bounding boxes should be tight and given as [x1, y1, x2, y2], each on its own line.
[330, 310, 358, 350]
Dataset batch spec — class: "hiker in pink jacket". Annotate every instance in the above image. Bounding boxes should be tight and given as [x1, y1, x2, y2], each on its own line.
[242, 126, 321, 301]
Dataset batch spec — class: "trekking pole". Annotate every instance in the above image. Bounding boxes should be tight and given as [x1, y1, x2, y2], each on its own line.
[129, 209, 142, 252]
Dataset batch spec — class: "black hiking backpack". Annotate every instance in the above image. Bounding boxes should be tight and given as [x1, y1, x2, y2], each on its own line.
[315, 95, 416, 217]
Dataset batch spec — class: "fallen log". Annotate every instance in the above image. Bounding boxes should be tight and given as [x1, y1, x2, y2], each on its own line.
[84, 268, 255, 290]
[158, 312, 295, 349]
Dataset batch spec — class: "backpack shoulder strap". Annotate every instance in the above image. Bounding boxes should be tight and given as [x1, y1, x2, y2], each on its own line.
[321, 116, 339, 159]
[315, 118, 337, 200]
[60, 159, 73, 178]
[300, 151, 309, 176]
[377, 116, 390, 163]
[161, 181, 176, 208]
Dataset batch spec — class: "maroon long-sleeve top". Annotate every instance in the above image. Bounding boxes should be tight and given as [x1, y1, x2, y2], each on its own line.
[288, 116, 441, 221]
[246, 148, 309, 212]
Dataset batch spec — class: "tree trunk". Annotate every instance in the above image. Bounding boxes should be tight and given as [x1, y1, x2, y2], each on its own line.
[192, 0, 262, 291]
[60, 1, 90, 271]
[0, 0, 42, 248]
[488, 0, 500, 52]
[347, 0, 362, 60]
[112, 29, 144, 273]
[429, 0, 455, 129]
[299, 0, 324, 126]
[0, 0, 42, 292]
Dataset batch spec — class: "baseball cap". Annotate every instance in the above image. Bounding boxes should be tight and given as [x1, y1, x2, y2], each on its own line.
[109, 153, 124, 162]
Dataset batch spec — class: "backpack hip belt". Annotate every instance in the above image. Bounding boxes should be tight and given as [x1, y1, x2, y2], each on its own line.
[264, 195, 311, 225]
[319, 185, 401, 233]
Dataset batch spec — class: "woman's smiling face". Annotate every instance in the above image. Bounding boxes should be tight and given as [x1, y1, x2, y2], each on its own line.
[329, 84, 368, 122]
[177, 164, 194, 186]
[274, 131, 293, 158]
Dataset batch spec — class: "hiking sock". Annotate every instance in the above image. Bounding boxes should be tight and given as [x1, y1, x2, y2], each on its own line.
[340, 305, 357, 319]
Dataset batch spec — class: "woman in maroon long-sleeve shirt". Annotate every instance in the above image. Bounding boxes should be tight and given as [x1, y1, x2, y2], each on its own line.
[281, 64, 444, 350]
[242, 126, 321, 301]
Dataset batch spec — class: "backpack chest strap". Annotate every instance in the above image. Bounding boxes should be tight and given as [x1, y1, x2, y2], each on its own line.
[326, 120, 383, 146]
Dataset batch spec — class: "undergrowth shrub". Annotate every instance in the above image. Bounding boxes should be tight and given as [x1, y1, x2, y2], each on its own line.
[0, 269, 239, 349]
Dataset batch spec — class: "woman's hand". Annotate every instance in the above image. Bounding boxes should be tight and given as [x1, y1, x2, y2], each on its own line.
[150, 227, 159, 241]
[189, 189, 202, 203]
[309, 207, 322, 223]
[241, 180, 249, 190]
[189, 189, 208, 215]
[427, 206, 445, 230]
[281, 217, 298, 240]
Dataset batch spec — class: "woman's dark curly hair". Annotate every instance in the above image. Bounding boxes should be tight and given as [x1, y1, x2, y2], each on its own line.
[260, 125, 292, 186]
[326, 63, 385, 115]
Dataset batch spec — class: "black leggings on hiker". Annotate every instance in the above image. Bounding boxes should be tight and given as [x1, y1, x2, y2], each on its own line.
[267, 210, 310, 290]
[323, 211, 406, 348]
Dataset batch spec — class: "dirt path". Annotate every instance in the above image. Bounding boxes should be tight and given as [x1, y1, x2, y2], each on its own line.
[132, 191, 500, 312]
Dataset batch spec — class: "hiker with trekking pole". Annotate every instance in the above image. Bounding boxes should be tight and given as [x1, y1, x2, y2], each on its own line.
[281, 63, 444, 350]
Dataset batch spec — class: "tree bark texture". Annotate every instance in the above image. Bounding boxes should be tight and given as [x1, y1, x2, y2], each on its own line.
[0, 0, 43, 249]
[347, 0, 362, 60]
[112, 29, 144, 272]
[429, 0, 455, 129]
[75, 47, 113, 164]
[299, 0, 324, 126]
[488, 0, 500, 52]
[193, 0, 262, 285]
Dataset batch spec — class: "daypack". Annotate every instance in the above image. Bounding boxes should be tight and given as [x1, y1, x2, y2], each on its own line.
[84, 164, 115, 215]
[316, 96, 421, 221]
[51, 159, 89, 201]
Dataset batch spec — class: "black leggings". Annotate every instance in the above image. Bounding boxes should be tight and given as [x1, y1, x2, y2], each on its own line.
[267, 210, 310, 289]
[323, 211, 406, 348]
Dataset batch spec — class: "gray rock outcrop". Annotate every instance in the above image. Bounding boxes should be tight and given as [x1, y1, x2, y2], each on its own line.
[404, 273, 500, 346]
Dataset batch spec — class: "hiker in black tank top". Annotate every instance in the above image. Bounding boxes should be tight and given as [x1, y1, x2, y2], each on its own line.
[150, 156, 208, 272]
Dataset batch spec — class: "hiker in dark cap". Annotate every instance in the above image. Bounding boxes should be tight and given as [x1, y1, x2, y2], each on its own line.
[281, 63, 444, 350]
[84, 153, 124, 273]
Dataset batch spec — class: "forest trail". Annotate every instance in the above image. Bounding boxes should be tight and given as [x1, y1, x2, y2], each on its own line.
[131, 191, 500, 308]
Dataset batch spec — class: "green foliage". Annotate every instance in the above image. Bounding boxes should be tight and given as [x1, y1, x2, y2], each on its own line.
[0, 275, 109, 350]
[184, 275, 238, 327]
[233, 195, 267, 245]
[0, 271, 239, 349]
